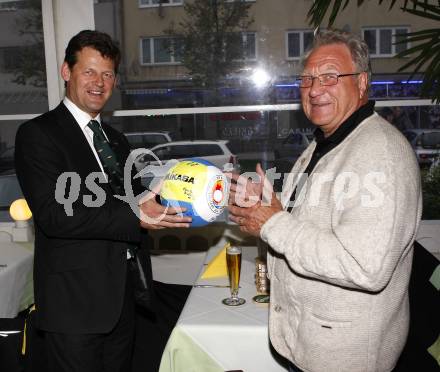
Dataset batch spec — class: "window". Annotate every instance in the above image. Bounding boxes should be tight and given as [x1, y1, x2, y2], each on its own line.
[153, 147, 173, 160]
[0, 0, 25, 11]
[157, 145, 187, 159]
[140, 37, 183, 65]
[125, 133, 170, 149]
[362, 27, 409, 57]
[286, 30, 314, 59]
[421, 132, 440, 148]
[0, 0, 48, 116]
[241, 32, 257, 61]
[194, 144, 223, 156]
[0, 46, 21, 71]
[151, 143, 224, 161]
[228, 32, 257, 61]
[139, 0, 183, 8]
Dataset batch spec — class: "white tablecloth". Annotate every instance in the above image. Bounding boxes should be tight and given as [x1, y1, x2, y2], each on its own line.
[0, 242, 34, 318]
[159, 239, 288, 372]
[151, 252, 206, 285]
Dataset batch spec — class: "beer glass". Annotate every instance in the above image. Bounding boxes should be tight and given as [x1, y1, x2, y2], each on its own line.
[222, 245, 246, 306]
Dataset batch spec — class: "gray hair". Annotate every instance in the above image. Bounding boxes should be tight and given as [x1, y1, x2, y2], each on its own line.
[300, 29, 372, 88]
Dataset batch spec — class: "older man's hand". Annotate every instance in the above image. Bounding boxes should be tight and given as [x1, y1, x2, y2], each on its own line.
[227, 163, 269, 206]
[227, 163, 283, 236]
[229, 193, 282, 237]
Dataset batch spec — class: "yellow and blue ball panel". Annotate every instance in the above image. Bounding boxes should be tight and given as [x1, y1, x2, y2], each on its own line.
[160, 158, 229, 227]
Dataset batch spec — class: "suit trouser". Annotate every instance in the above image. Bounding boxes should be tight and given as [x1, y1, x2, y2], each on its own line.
[45, 268, 135, 372]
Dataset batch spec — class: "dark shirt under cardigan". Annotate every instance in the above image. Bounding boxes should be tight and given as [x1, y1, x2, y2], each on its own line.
[287, 100, 376, 212]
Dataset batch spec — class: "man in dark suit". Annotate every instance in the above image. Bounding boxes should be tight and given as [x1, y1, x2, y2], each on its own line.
[14, 30, 191, 372]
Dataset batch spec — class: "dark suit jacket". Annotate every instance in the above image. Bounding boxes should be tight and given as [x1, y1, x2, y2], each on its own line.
[15, 103, 152, 333]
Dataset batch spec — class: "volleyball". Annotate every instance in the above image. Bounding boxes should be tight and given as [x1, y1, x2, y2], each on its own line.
[160, 159, 229, 227]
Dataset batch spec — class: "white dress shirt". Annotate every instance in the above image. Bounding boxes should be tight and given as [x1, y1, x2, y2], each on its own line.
[63, 97, 133, 259]
[63, 96, 108, 177]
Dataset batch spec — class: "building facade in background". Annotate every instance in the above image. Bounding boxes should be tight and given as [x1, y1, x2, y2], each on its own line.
[0, 0, 439, 151]
[119, 0, 437, 107]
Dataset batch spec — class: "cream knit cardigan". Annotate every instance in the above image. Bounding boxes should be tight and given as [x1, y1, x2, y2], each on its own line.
[261, 113, 422, 372]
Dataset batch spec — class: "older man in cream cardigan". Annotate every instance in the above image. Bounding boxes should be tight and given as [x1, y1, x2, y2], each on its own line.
[228, 29, 421, 372]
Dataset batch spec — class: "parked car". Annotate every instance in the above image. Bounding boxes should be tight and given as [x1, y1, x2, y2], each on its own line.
[274, 131, 313, 160]
[134, 140, 239, 187]
[124, 131, 173, 150]
[402, 129, 440, 166]
[0, 170, 23, 222]
[0, 147, 15, 173]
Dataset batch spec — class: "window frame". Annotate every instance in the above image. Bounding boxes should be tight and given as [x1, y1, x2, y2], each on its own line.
[139, 36, 183, 66]
[237, 31, 257, 62]
[285, 30, 314, 61]
[138, 0, 183, 9]
[362, 26, 410, 58]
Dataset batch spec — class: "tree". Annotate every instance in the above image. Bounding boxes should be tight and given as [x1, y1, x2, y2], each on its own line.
[165, 0, 254, 90]
[12, 0, 46, 88]
[307, 0, 440, 103]
[422, 164, 440, 219]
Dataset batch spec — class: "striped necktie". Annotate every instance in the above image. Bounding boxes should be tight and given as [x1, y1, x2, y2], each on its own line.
[88, 120, 124, 194]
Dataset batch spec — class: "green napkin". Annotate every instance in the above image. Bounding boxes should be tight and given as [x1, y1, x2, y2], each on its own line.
[159, 327, 224, 372]
[428, 334, 440, 367]
[429, 264, 440, 291]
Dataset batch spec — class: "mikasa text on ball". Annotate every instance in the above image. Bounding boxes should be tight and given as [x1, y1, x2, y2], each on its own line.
[160, 159, 229, 227]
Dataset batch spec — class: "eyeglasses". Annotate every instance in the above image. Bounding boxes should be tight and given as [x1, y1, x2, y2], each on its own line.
[295, 73, 362, 88]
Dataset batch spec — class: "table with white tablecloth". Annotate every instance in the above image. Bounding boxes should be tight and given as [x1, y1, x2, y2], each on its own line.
[0, 242, 34, 318]
[159, 239, 288, 372]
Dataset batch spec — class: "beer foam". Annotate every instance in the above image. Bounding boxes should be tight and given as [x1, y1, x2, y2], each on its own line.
[227, 246, 241, 255]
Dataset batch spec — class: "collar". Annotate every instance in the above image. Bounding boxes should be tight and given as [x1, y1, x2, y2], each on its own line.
[314, 100, 375, 145]
[63, 96, 101, 130]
